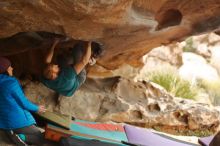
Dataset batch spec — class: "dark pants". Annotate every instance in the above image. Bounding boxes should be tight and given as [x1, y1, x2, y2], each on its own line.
[5, 125, 45, 146]
[77, 69, 86, 88]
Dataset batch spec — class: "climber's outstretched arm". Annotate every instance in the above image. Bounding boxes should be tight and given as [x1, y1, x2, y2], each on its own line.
[45, 39, 60, 64]
[73, 41, 91, 74]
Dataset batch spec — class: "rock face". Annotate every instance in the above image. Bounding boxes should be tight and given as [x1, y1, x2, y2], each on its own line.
[24, 78, 220, 135]
[143, 44, 183, 68]
[210, 45, 220, 75]
[135, 43, 182, 81]
[179, 52, 220, 82]
[1, 1, 220, 144]
[0, 0, 220, 76]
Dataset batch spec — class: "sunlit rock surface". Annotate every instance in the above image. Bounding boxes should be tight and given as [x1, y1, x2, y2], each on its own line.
[135, 43, 182, 82]
[23, 78, 220, 135]
[179, 52, 220, 82]
[1, 1, 220, 145]
[0, 0, 220, 76]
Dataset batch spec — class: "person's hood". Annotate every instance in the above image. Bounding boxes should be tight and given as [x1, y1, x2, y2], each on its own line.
[0, 74, 14, 86]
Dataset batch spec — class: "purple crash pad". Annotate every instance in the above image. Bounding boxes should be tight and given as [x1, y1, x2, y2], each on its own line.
[198, 136, 214, 146]
[124, 125, 198, 146]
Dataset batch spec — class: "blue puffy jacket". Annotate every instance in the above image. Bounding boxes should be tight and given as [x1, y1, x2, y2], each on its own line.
[0, 74, 39, 130]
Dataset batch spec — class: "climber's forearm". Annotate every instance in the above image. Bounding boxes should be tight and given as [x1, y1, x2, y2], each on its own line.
[45, 39, 59, 64]
[73, 41, 91, 74]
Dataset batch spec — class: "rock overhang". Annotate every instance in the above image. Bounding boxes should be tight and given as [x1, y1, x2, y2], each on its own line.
[0, 0, 220, 77]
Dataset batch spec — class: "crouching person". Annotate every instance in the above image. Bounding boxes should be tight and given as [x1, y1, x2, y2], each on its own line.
[0, 57, 46, 146]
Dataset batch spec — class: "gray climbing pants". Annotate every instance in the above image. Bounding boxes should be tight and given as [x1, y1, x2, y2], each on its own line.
[77, 69, 86, 87]
[5, 125, 45, 146]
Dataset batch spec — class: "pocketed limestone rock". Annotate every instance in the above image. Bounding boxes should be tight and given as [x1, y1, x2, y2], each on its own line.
[24, 78, 220, 135]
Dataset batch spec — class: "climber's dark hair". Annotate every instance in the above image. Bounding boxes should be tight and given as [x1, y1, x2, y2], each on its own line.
[91, 41, 104, 58]
[71, 41, 104, 65]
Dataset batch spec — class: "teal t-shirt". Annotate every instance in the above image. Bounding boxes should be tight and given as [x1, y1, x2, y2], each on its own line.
[41, 66, 80, 97]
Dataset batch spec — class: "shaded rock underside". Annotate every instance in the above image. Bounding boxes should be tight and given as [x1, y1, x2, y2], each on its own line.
[0, 0, 220, 76]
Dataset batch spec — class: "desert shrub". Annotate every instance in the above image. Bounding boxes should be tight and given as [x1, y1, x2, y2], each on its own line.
[183, 37, 195, 52]
[148, 71, 198, 99]
[197, 80, 220, 105]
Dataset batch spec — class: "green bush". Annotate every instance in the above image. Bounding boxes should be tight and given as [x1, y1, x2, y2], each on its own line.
[148, 71, 174, 92]
[183, 37, 195, 52]
[148, 71, 198, 99]
[198, 80, 220, 105]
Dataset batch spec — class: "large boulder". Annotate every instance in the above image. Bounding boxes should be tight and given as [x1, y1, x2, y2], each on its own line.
[210, 45, 220, 75]
[0, 1, 220, 76]
[179, 52, 220, 82]
[24, 78, 220, 135]
[135, 43, 182, 81]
